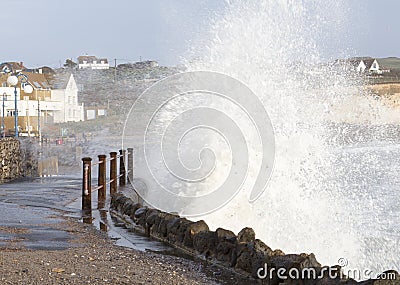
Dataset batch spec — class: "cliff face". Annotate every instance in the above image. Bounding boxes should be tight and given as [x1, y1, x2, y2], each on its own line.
[0, 138, 38, 183]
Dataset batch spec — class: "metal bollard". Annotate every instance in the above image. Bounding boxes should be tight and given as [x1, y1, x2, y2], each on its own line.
[82, 157, 92, 223]
[110, 152, 117, 195]
[127, 147, 133, 184]
[97, 154, 107, 209]
[119, 149, 126, 186]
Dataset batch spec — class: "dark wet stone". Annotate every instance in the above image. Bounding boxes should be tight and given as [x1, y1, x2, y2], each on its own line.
[129, 203, 142, 220]
[110, 193, 124, 209]
[134, 207, 147, 218]
[193, 230, 218, 257]
[121, 199, 135, 215]
[145, 209, 161, 226]
[216, 228, 236, 240]
[215, 239, 236, 266]
[183, 220, 209, 247]
[156, 213, 178, 238]
[270, 253, 321, 270]
[237, 227, 255, 243]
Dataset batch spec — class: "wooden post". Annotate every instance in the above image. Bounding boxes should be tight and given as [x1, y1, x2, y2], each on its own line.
[82, 157, 92, 223]
[119, 149, 126, 186]
[99, 210, 108, 232]
[97, 154, 106, 209]
[110, 152, 117, 195]
[127, 147, 133, 184]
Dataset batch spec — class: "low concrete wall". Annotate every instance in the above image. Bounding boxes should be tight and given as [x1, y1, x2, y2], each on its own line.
[0, 138, 38, 183]
[110, 193, 399, 285]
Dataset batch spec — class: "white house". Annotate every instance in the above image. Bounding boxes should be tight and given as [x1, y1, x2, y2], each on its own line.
[356, 60, 367, 73]
[77, 55, 109, 70]
[368, 59, 382, 74]
[347, 58, 389, 75]
[51, 73, 84, 122]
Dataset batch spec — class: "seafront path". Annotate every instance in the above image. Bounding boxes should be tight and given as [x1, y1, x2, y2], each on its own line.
[0, 176, 222, 284]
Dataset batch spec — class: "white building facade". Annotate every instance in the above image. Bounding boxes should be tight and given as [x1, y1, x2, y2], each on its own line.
[0, 73, 84, 134]
[77, 56, 109, 70]
[51, 74, 84, 122]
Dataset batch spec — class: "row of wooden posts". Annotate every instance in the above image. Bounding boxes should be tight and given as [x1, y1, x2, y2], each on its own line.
[81, 148, 133, 221]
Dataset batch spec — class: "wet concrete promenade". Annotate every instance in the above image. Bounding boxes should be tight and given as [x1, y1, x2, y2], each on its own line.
[0, 176, 82, 250]
[0, 175, 174, 253]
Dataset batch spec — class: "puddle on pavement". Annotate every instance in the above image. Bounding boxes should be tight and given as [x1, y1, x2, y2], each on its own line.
[82, 206, 177, 254]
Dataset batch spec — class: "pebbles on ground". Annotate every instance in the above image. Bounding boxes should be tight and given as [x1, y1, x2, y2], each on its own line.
[0, 219, 220, 285]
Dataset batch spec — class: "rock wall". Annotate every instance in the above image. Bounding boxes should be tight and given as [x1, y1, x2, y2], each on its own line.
[0, 138, 21, 182]
[111, 193, 399, 285]
[0, 138, 38, 183]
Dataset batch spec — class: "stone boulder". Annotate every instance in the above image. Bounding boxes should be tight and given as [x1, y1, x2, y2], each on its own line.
[182, 220, 209, 248]
[110, 193, 126, 210]
[266, 253, 322, 285]
[193, 230, 219, 258]
[144, 209, 161, 237]
[235, 239, 283, 278]
[214, 228, 237, 265]
[216, 228, 236, 240]
[134, 207, 148, 227]
[237, 227, 256, 243]
[128, 203, 142, 220]
[121, 199, 136, 215]
[155, 213, 179, 238]
[166, 217, 194, 244]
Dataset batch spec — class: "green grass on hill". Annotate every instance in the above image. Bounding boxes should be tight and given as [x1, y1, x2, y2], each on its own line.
[378, 57, 400, 71]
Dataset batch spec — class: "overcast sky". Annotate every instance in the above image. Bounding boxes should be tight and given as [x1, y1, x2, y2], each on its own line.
[1, 0, 398, 68]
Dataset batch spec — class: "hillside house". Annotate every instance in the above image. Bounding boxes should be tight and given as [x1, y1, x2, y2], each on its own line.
[77, 56, 109, 70]
[338, 58, 390, 75]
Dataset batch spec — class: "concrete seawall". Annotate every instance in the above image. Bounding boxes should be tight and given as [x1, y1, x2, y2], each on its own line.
[0, 138, 38, 183]
[110, 193, 399, 285]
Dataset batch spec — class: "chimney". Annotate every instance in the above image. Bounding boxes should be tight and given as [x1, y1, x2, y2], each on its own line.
[20, 62, 23, 67]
